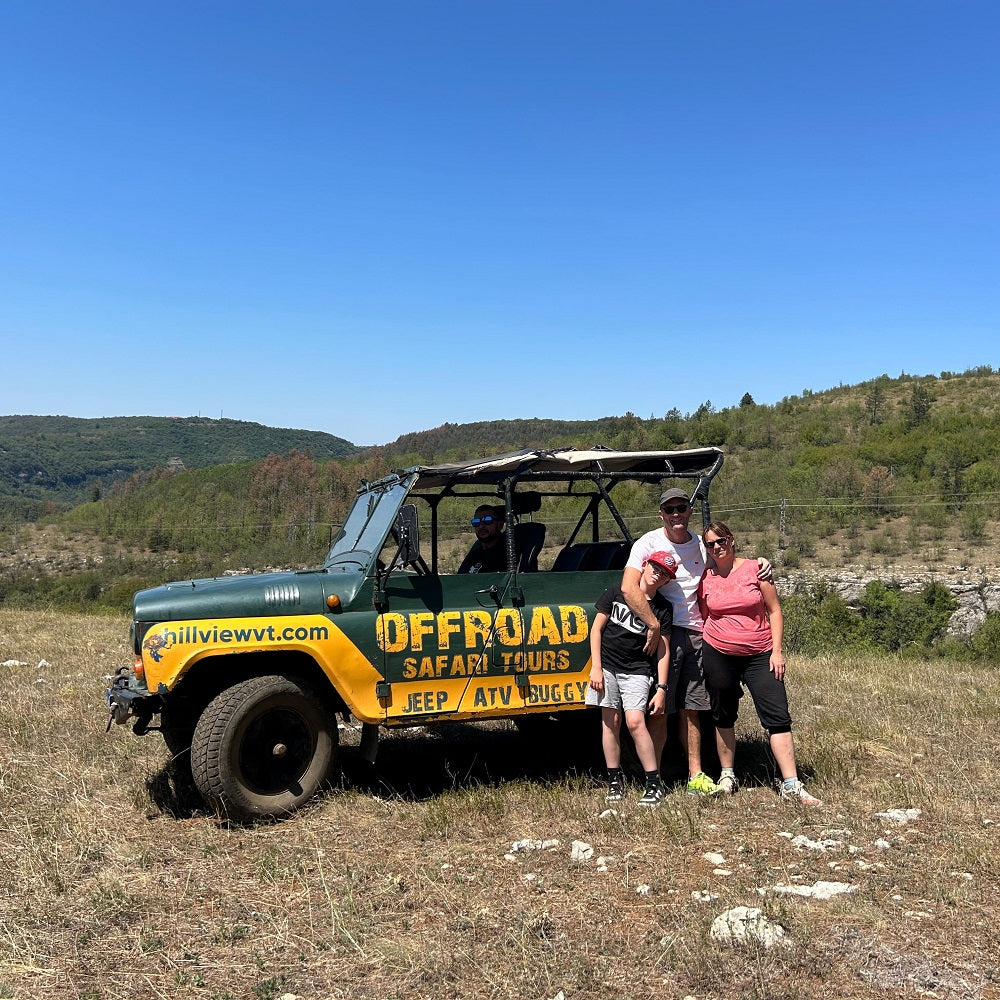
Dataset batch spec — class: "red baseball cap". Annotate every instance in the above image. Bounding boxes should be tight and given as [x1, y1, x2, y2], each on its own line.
[643, 551, 678, 578]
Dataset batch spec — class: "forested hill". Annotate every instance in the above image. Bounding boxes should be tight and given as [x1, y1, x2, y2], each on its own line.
[383, 417, 631, 465]
[6, 365, 1000, 614]
[7, 364, 1000, 529]
[380, 366, 1000, 472]
[0, 415, 359, 513]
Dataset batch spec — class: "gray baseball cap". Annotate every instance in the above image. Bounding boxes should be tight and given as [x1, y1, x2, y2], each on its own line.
[658, 488, 690, 506]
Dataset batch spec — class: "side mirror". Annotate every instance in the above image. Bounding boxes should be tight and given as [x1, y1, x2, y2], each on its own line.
[394, 504, 420, 565]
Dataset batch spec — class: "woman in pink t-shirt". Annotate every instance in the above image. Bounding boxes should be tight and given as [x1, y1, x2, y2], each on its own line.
[698, 520, 821, 807]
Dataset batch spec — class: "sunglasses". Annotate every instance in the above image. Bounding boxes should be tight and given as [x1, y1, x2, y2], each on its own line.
[470, 515, 496, 526]
[704, 537, 731, 549]
[660, 503, 689, 515]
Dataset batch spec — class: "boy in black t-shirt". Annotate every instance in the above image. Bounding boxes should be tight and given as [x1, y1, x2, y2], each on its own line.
[587, 551, 677, 806]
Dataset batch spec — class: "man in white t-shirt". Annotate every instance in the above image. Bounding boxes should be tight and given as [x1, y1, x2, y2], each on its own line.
[621, 488, 770, 796]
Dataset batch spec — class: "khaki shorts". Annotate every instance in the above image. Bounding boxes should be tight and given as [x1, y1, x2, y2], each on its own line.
[586, 668, 655, 713]
[665, 628, 711, 713]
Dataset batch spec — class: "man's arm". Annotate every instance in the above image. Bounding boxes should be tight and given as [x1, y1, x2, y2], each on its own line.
[621, 567, 661, 655]
[647, 634, 670, 716]
[704, 542, 771, 582]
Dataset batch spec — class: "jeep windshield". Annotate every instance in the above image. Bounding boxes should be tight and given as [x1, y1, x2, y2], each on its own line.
[323, 475, 413, 570]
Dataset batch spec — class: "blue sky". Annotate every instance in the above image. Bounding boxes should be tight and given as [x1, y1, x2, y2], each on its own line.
[2, 2, 997, 446]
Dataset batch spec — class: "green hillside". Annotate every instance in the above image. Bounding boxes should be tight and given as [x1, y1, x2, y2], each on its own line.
[0, 414, 359, 515]
[382, 417, 643, 465]
[4, 365, 1000, 616]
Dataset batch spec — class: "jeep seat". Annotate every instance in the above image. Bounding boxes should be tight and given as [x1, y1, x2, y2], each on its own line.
[513, 521, 546, 573]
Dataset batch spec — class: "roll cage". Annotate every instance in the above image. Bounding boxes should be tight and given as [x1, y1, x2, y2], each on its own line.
[328, 446, 725, 578]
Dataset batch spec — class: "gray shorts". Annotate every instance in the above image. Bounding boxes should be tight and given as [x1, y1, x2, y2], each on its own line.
[586, 669, 654, 713]
[665, 628, 711, 713]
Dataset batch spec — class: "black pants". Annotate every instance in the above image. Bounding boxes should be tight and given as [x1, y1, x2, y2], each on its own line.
[701, 641, 792, 734]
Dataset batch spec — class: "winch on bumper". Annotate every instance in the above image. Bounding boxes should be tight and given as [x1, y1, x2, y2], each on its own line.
[106, 665, 161, 734]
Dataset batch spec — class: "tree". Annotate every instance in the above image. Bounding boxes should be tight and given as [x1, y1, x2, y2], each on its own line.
[905, 383, 933, 428]
[865, 375, 890, 426]
[695, 417, 729, 446]
[739, 392, 755, 408]
[862, 465, 895, 513]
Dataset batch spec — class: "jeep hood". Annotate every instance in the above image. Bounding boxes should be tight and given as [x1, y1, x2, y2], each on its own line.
[132, 567, 362, 622]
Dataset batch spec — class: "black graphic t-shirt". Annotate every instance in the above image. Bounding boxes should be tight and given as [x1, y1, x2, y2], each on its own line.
[595, 586, 673, 674]
[457, 537, 508, 574]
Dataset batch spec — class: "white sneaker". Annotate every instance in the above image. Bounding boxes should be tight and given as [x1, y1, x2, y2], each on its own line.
[716, 773, 738, 795]
[780, 779, 821, 806]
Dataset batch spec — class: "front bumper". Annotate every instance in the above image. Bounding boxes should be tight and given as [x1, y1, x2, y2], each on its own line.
[105, 666, 160, 733]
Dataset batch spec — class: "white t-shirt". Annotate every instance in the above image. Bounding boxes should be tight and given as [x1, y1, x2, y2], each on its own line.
[625, 528, 708, 631]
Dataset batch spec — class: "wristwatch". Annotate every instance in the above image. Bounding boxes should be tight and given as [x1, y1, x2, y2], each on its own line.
[656, 683, 669, 691]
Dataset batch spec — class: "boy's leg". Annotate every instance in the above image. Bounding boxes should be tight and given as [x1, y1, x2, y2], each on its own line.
[600, 706, 623, 768]
[624, 708, 658, 773]
[647, 712, 668, 771]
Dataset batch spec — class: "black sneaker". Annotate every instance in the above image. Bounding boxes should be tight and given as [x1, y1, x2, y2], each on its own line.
[605, 777, 625, 803]
[637, 783, 664, 808]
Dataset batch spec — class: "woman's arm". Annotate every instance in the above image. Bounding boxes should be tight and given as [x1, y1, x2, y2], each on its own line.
[760, 579, 785, 680]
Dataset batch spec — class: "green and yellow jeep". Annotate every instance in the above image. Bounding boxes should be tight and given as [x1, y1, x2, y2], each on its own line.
[106, 446, 723, 820]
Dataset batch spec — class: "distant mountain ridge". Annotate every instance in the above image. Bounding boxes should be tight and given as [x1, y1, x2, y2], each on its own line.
[5, 364, 1000, 524]
[0, 414, 359, 514]
[6, 366, 1000, 613]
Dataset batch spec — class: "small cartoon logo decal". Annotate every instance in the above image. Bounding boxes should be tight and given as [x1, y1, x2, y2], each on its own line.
[143, 632, 174, 662]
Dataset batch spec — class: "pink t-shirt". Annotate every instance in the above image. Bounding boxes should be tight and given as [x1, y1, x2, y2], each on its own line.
[699, 559, 772, 656]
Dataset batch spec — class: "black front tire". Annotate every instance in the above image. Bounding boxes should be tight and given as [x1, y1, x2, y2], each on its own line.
[159, 697, 199, 760]
[190, 675, 338, 821]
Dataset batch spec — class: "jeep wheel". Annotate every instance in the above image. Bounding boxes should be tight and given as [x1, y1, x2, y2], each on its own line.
[159, 697, 200, 760]
[190, 675, 338, 821]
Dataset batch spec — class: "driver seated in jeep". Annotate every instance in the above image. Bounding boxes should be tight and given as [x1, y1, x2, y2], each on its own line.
[457, 504, 508, 574]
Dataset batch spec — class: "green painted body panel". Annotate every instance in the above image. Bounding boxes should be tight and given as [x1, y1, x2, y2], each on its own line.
[133, 567, 366, 624]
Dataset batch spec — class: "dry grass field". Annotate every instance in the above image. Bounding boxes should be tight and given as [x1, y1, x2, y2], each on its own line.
[1, 610, 998, 1000]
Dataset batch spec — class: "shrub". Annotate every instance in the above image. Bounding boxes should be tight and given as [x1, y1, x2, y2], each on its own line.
[858, 580, 956, 653]
[782, 582, 862, 656]
[756, 534, 777, 565]
[961, 508, 986, 542]
[795, 534, 817, 557]
[971, 612, 1000, 661]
